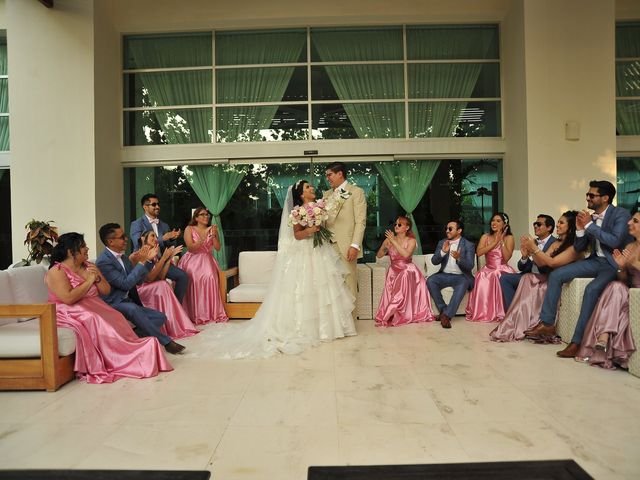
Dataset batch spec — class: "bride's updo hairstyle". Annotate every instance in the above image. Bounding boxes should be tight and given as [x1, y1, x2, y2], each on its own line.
[291, 180, 308, 207]
[49, 232, 85, 269]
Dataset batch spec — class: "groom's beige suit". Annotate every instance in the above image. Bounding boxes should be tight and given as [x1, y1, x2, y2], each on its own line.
[323, 182, 367, 309]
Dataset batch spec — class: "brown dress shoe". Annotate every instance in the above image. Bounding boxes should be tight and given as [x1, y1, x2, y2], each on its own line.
[525, 322, 556, 338]
[557, 342, 579, 358]
[164, 341, 186, 355]
[440, 314, 451, 329]
[523, 322, 542, 336]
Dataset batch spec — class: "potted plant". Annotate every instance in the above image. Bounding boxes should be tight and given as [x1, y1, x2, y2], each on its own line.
[22, 219, 59, 266]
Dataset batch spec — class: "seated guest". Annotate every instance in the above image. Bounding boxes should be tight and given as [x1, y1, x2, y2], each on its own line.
[466, 212, 516, 322]
[96, 223, 186, 355]
[46, 232, 172, 383]
[427, 220, 475, 329]
[576, 211, 640, 368]
[178, 207, 229, 325]
[525, 181, 633, 358]
[130, 193, 189, 303]
[132, 230, 199, 340]
[375, 216, 434, 327]
[499, 214, 556, 311]
[491, 211, 580, 342]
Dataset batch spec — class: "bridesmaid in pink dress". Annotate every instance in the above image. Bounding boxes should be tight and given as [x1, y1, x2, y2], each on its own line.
[576, 213, 640, 368]
[46, 233, 172, 384]
[490, 211, 581, 341]
[375, 216, 434, 326]
[466, 212, 516, 322]
[178, 206, 229, 325]
[132, 230, 199, 340]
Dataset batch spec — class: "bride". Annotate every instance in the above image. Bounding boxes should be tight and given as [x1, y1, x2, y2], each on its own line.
[199, 179, 357, 359]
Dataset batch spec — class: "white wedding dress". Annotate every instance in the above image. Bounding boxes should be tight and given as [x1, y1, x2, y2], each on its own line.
[198, 187, 356, 359]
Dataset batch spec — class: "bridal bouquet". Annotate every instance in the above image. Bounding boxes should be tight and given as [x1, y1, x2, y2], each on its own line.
[289, 199, 333, 247]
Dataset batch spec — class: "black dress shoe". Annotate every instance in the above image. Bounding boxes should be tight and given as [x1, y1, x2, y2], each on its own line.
[440, 314, 451, 329]
[164, 341, 186, 355]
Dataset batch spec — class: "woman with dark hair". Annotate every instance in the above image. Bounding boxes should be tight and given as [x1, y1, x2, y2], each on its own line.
[201, 179, 355, 358]
[491, 211, 581, 341]
[46, 232, 172, 383]
[374, 215, 434, 326]
[466, 212, 517, 322]
[132, 230, 198, 339]
[178, 207, 228, 325]
[575, 211, 639, 368]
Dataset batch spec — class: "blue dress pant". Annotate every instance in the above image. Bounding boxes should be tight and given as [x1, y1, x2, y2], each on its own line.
[499, 273, 523, 312]
[167, 264, 189, 304]
[539, 256, 617, 344]
[427, 273, 472, 318]
[111, 299, 171, 345]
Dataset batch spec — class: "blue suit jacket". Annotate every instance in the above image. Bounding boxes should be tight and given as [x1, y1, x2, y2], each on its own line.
[96, 249, 151, 307]
[130, 216, 174, 251]
[518, 236, 556, 275]
[431, 237, 476, 290]
[574, 205, 633, 269]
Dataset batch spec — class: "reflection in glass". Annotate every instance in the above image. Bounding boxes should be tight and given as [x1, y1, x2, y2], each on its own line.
[216, 67, 307, 103]
[124, 108, 212, 146]
[216, 29, 307, 65]
[311, 65, 404, 100]
[409, 101, 500, 138]
[124, 33, 212, 69]
[123, 71, 212, 108]
[216, 105, 308, 142]
[408, 63, 500, 99]
[311, 27, 403, 62]
[312, 103, 404, 139]
[406, 25, 499, 60]
[617, 100, 640, 136]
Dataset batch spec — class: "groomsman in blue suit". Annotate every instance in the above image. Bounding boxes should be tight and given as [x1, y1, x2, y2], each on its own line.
[427, 220, 476, 329]
[525, 180, 632, 358]
[499, 214, 556, 311]
[130, 193, 189, 303]
[97, 223, 186, 355]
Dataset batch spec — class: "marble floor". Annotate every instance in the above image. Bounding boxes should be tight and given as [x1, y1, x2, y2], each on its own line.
[1, 319, 640, 479]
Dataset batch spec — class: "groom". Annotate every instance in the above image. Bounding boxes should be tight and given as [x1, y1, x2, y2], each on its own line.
[323, 162, 367, 317]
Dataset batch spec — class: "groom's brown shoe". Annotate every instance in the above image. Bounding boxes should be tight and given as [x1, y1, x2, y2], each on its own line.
[525, 322, 556, 338]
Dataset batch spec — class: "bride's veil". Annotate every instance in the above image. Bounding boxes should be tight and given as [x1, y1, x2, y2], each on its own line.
[277, 185, 295, 251]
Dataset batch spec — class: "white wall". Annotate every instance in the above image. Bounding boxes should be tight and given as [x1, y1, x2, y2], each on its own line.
[7, 0, 98, 259]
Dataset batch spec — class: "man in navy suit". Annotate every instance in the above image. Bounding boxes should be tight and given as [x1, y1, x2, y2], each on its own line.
[525, 180, 633, 358]
[129, 193, 189, 303]
[499, 214, 556, 311]
[427, 220, 476, 329]
[97, 223, 186, 355]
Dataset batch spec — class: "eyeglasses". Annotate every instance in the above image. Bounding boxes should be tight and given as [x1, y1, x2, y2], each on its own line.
[586, 193, 602, 199]
[145, 202, 160, 207]
[198, 212, 211, 217]
[446, 227, 456, 232]
[533, 221, 543, 227]
[110, 234, 127, 241]
[394, 223, 404, 227]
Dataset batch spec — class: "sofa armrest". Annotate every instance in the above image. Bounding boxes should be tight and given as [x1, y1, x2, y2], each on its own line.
[218, 267, 239, 302]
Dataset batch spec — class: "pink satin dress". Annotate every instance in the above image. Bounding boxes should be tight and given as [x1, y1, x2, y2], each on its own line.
[375, 239, 434, 327]
[137, 280, 199, 340]
[178, 228, 229, 325]
[47, 263, 172, 384]
[490, 273, 547, 341]
[466, 238, 516, 322]
[576, 267, 639, 369]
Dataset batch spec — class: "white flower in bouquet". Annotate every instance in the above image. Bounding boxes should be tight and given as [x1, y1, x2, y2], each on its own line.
[288, 201, 334, 247]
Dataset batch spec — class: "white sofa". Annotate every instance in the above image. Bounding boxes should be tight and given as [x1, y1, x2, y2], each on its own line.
[0, 264, 76, 391]
[218, 251, 374, 320]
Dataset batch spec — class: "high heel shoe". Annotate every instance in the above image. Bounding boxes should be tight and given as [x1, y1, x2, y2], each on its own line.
[595, 340, 607, 352]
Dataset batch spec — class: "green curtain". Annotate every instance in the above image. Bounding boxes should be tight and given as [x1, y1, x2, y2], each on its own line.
[375, 160, 440, 254]
[215, 31, 306, 142]
[616, 23, 640, 135]
[0, 42, 8, 151]
[313, 32, 404, 138]
[268, 174, 298, 208]
[127, 35, 212, 144]
[185, 164, 247, 269]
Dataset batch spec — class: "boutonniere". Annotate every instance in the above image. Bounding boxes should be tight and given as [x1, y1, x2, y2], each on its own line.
[338, 188, 352, 200]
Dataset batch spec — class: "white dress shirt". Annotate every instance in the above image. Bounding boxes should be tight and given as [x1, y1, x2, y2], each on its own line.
[442, 239, 463, 274]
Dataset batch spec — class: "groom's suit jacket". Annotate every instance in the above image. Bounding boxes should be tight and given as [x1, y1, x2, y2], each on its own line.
[574, 205, 633, 269]
[323, 183, 367, 260]
[96, 249, 151, 307]
[130, 215, 175, 252]
[431, 237, 476, 290]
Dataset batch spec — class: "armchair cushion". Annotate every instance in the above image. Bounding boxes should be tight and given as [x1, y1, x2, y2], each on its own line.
[228, 284, 269, 303]
[238, 251, 278, 286]
[0, 319, 76, 358]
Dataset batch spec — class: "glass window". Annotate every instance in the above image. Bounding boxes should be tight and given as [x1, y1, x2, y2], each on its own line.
[217, 105, 308, 142]
[406, 25, 499, 60]
[123, 71, 212, 108]
[216, 67, 307, 103]
[616, 22, 640, 136]
[124, 108, 213, 146]
[311, 65, 404, 101]
[408, 63, 500, 99]
[0, 37, 8, 152]
[215, 29, 307, 65]
[409, 101, 500, 138]
[617, 157, 640, 212]
[312, 103, 405, 140]
[310, 27, 403, 62]
[124, 159, 501, 266]
[0, 169, 12, 269]
[123, 32, 212, 69]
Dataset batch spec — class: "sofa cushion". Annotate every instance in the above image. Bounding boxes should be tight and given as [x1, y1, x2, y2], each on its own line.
[0, 320, 76, 358]
[238, 251, 277, 286]
[228, 283, 269, 303]
[8, 265, 49, 304]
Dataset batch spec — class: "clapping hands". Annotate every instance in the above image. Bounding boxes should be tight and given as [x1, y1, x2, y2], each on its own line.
[576, 210, 591, 230]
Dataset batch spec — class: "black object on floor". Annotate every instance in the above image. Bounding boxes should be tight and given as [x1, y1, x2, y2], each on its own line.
[0, 471, 211, 480]
[308, 460, 593, 479]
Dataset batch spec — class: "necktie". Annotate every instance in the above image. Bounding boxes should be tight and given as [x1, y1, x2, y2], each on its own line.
[592, 213, 604, 222]
[149, 218, 159, 225]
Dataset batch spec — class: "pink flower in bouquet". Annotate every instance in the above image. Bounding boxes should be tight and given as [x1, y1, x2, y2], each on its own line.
[288, 201, 333, 247]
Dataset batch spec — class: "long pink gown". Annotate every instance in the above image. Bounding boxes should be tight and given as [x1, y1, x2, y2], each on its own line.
[178, 228, 229, 325]
[576, 267, 638, 369]
[375, 239, 434, 327]
[47, 263, 172, 384]
[490, 273, 547, 341]
[137, 280, 199, 340]
[466, 238, 516, 322]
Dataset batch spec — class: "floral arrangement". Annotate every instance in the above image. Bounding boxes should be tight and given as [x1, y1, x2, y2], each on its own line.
[289, 199, 333, 247]
[23, 219, 59, 265]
